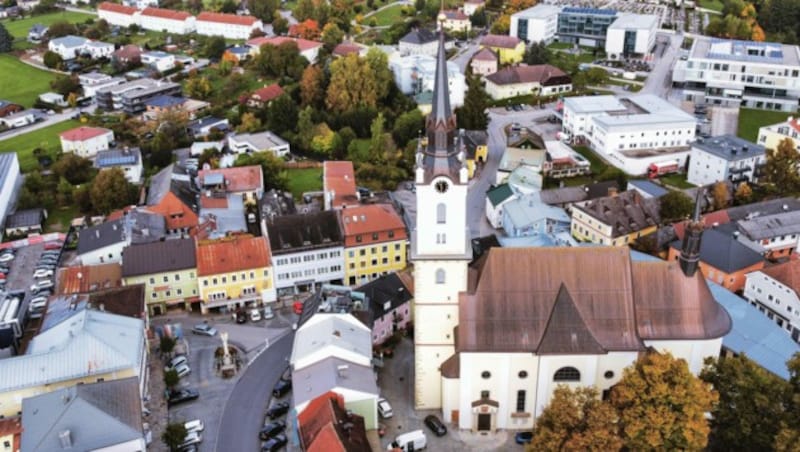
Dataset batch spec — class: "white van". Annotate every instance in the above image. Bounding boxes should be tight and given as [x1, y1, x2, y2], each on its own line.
[387, 430, 426, 451]
[378, 397, 393, 418]
[250, 309, 261, 322]
[184, 419, 204, 433]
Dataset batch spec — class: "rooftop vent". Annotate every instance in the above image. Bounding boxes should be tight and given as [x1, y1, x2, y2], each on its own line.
[58, 430, 72, 449]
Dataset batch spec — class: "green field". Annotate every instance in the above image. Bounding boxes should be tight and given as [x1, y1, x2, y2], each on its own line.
[737, 108, 792, 142]
[0, 55, 57, 108]
[659, 173, 696, 189]
[286, 167, 322, 199]
[0, 120, 82, 172]
[0, 10, 95, 49]
[367, 4, 406, 27]
[698, 0, 724, 12]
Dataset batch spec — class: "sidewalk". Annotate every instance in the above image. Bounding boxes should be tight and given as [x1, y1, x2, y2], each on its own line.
[145, 342, 169, 452]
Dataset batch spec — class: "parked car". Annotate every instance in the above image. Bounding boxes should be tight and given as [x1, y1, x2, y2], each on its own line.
[178, 431, 202, 448]
[263, 305, 275, 320]
[250, 309, 261, 322]
[33, 269, 53, 278]
[0, 254, 14, 263]
[266, 401, 290, 419]
[259, 420, 286, 440]
[167, 388, 199, 407]
[184, 419, 204, 433]
[388, 430, 427, 452]
[424, 415, 447, 437]
[235, 310, 247, 323]
[515, 431, 533, 444]
[261, 433, 288, 451]
[378, 398, 393, 419]
[165, 355, 188, 371]
[191, 324, 217, 336]
[31, 280, 54, 292]
[174, 362, 191, 378]
[272, 379, 291, 398]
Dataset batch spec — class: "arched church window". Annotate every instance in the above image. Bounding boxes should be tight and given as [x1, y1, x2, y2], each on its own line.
[437, 203, 446, 224]
[553, 366, 581, 382]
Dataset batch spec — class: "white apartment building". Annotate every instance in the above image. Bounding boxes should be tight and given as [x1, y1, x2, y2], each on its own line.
[673, 37, 800, 112]
[687, 134, 765, 186]
[228, 131, 290, 157]
[510, 4, 561, 44]
[196, 12, 262, 40]
[757, 116, 800, 151]
[604, 13, 658, 59]
[562, 94, 697, 175]
[399, 28, 439, 57]
[0, 154, 20, 241]
[141, 50, 175, 72]
[390, 53, 466, 109]
[59, 126, 115, 158]
[745, 261, 800, 343]
[78, 72, 126, 98]
[139, 7, 195, 34]
[97, 2, 139, 27]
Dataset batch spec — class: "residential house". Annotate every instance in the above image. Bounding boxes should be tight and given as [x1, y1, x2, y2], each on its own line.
[246, 83, 284, 108]
[297, 392, 371, 452]
[0, 100, 22, 118]
[47, 35, 88, 59]
[27, 23, 47, 42]
[485, 64, 572, 100]
[627, 179, 669, 199]
[96, 78, 182, 113]
[196, 234, 274, 313]
[0, 309, 146, 418]
[357, 272, 413, 345]
[340, 204, 408, 286]
[390, 54, 466, 110]
[744, 260, 800, 343]
[399, 28, 438, 57]
[265, 211, 345, 295]
[246, 36, 322, 62]
[141, 50, 175, 72]
[196, 12, 262, 40]
[21, 378, 145, 452]
[735, 210, 800, 260]
[190, 140, 225, 157]
[290, 314, 378, 429]
[227, 131, 290, 157]
[198, 165, 263, 205]
[97, 2, 139, 27]
[122, 0, 158, 8]
[56, 263, 123, 294]
[542, 140, 591, 179]
[38, 92, 66, 107]
[139, 7, 196, 34]
[144, 94, 186, 119]
[94, 147, 143, 184]
[223, 45, 251, 62]
[323, 161, 359, 210]
[332, 41, 368, 58]
[687, 135, 766, 186]
[112, 44, 142, 69]
[59, 126, 114, 158]
[757, 116, 800, 152]
[146, 164, 199, 237]
[0, 154, 21, 241]
[441, 9, 471, 33]
[485, 183, 515, 229]
[79, 72, 126, 98]
[470, 48, 497, 77]
[187, 116, 229, 138]
[571, 189, 660, 245]
[503, 192, 572, 239]
[122, 238, 198, 316]
[605, 13, 659, 60]
[510, 4, 561, 43]
[76, 210, 166, 265]
[0, 109, 41, 129]
[496, 139, 546, 185]
[480, 34, 525, 64]
[462, 129, 488, 178]
[4, 208, 46, 238]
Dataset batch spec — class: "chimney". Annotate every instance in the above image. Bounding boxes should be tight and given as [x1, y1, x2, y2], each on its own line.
[679, 189, 704, 277]
[58, 430, 72, 449]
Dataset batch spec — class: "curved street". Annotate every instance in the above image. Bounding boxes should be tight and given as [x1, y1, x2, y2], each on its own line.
[215, 331, 295, 452]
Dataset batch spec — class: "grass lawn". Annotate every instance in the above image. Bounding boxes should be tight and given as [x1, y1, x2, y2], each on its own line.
[1, 10, 95, 49]
[0, 120, 82, 172]
[46, 206, 79, 232]
[286, 167, 322, 200]
[0, 54, 57, 108]
[367, 4, 406, 27]
[547, 42, 573, 50]
[737, 108, 791, 142]
[573, 145, 609, 175]
[698, 0, 724, 11]
[659, 173, 696, 189]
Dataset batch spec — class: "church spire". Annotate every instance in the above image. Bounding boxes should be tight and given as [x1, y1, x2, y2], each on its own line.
[427, 10, 456, 153]
[679, 188, 705, 277]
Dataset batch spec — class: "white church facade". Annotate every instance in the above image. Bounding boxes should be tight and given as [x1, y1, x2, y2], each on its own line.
[411, 17, 732, 433]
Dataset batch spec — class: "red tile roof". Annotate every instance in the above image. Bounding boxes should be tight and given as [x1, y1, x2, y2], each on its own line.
[250, 83, 284, 103]
[197, 11, 259, 26]
[141, 7, 192, 20]
[761, 260, 800, 293]
[0, 417, 21, 452]
[789, 117, 800, 133]
[247, 36, 322, 51]
[673, 210, 731, 240]
[198, 165, 263, 193]
[60, 126, 112, 142]
[472, 47, 497, 61]
[56, 263, 123, 294]
[298, 392, 370, 452]
[340, 204, 407, 247]
[324, 161, 358, 209]
[98, 2, 137, 15]
[146, 192, 198, 232]
[481, 33, 522, 49]
[196, 234, 271, 276]
[332, 41, 363, 57]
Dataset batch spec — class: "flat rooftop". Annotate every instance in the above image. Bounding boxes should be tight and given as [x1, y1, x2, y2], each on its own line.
[692, 134, 765, 161]
[691, 37, 800, 66]
[610, 13, 659, 30]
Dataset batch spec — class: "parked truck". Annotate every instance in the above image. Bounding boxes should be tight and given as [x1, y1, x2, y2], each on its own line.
[647, 161, 681, 179]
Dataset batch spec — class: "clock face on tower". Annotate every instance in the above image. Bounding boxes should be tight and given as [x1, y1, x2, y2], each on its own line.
[435, 180, 449, 194]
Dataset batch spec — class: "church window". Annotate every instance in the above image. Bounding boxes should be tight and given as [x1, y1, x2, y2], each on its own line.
[435, 269, 445, 284]
[437, 203, 446, 224]
[481, 371, 491, 379]
[518, 370, 528, 379]
[435, 180, 449, 193]
[554, 367, 581, 382]
[480, 390, 490, 399]
[604, 370, 614, 379]
[516, 390, 526, 412]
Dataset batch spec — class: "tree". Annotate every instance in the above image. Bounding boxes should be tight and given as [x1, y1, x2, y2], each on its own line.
[368, 112, 387, 164]
[701, 355, 789, 452]
[43, 50, 63, 69]
[89, 168, 136, 214]
[658, 190, 694, 222]
[290, 18, 321, 40]
[734, 182, 753, 205]
[67, 92, 78, 108]
[219, 0, 238, 13]
[0, 23, 12, 53]
[47, 21, 78, 38]
[252, 41, 307, 79]
[250, 0, 280, 21]
[524, 41, 551, 65]
[234, 151, 289, 191]
[238, 112, 262, 133]
[365, 47, 393, 102]
[296, 106, 315, 150]
[266, 94, 298, 135]
[326, 53, 380, 113]
[56, 177, 73, 206]
[159, 335, 177, 355]
[162, 422, 188, 452]
[185, 76, 213, 99]
[163, 369, 180, 389]
[530, 386, 622, 451]
[203, 35, 227, 59]
[310, 123, 340, 156]
[456, 75, 489, 130]
[414, 0, 424, 11]
[51, 75, 81, 97]
[392, 109, 424, 148]
[321, 22, 344, 51]
[711, 181, 729, 210]
[299, 64, 326, 108]
[763, 138, 800, 193]
[53, 153, 94, 184]
[272, 12, 289, 35]
[470, 8, 487, 28]
[775, 354, 800, 451]
[293, 0, 315, 21]
[611, 352, 716, 451]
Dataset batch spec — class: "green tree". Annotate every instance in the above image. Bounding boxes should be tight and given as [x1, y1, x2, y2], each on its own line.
[321, 22, 344, 51]
[763, 138, 800, 193]
[711, 181, 729, 210]
[272, 12, 289, 35]
[611, 352, 716, 451]
[529, 386, 622, 452]
[234, 151, 289, 191]
[162, 423, 188, 452]
[47, 21, 78, 38]
[294, 0, 315, 21]
[51, 75, 81, 97]
[365, 47, 393, 102]
[163, 368, 180, 390]
[203, 35, 227, 59]
[310, 123, 340, 156]
[470, 8, 487, 28]
[414, 0, 424, 11]
[524, 41, 551, 65]
[659, 190, 694, 222]
[52, 153, 94, 185]
[56, 177, 74, 206]
[89, 168, 136, 214]
[734, 181, 753, 205]
[368, 112, 387, 164]
[185, 76, 213, 99]
[296, 106, 315, 150]
[0, 23, 12, 53]
[219, 0, 238, 13]
[74, 185, 93, 213]
[252, 41, 307, 79]
[701, 355, 789, 452]
[43, 51, 63, 69]
[238, 112, 263, 133]
[775, 354, 800, 451]
[159, 335, 177, 355]
[250, 0, 281, 21]
[392, 109, 424, 148]
[266, 94, 298, 135]
[300, 64, 326, 108]
[455, 75, 489, 130]
[326, 53, 380, 113]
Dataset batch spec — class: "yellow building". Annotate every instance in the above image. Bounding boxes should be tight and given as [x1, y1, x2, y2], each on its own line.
[196, 234, 275, 313]
[757, 116, 800, 152]
[480, 34, 525, 64]
[0, 310, 146, 418]
[570, 189, 660, 246]
[341, 204, 408, 286]
[122, 238, 199, 316]
[463, 130, 488, 178]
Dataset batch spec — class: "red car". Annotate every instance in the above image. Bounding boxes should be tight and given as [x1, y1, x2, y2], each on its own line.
[44, 242, 62, 250]
[293, 301, 303, 315]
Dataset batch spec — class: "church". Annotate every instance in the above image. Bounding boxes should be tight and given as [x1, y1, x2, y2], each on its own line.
[411, 15, 732, 433]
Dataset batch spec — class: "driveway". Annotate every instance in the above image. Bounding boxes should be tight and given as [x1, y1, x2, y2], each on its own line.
[640, 31, 683, 102]
[0, 112, 74, 141]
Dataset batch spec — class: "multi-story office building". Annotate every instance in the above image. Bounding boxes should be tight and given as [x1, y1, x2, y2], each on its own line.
[604, 13, 658, 59]
[510, 4, 561, 44]
[340, 204, 408, 286]
[557, 7, 618, 48]
[673, 38, 800, 112]
[96, 78, 181, 113]
[687, 135, 765, 186]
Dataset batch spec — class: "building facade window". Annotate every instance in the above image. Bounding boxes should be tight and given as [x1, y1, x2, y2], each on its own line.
[553, 366, 581, 382]
[516, 390, 526, 412]
[437, 203, 446, 224]
[436, 268, 445, 284]
[481, 371, 491, 379]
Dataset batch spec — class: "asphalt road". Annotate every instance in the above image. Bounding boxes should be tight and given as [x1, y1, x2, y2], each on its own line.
[215, 331, 294, 452]
[640, 32, 683, 100]
[0, 112, 74, 141]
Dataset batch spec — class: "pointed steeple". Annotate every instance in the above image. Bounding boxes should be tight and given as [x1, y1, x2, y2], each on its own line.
[679, 188, 705, 277]
[427, 11, 456, 153]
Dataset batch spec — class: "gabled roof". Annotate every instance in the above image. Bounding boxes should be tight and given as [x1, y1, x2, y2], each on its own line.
[333, 41, 365, 57]
[77, 219, 126, 255]
[537, 284, 606, 354]
[471, 47, 497, 62]
[292, 313, 372, 369]
[140, 7, 192, 20]
[196, 11, 259, 25]
[57, 263, 123, 294]
[442, 9, 468, 20]
[60, 126, 111, 142]
[250, 83, 284, 102]
[292, 356, 378, 409]
[669, 228, 763, 273]
[573, 189, 660, 238]
[22, 377, 143, 452]
[486, 183, 514, 207]
[339, 204, 406, 238]
[198, 165, 263, 193]
[356, 273, 412, 321]
[400, 28, 437, 45]
[324, 161, 358, 208]
[298, 391, 371, 452]
[481, 33, 522, 49]
[122, 238, 196, 277]
[267, 211, 343, 254]
[486, 64, 568, 86]
[758, 260, 800, 293]
[5, 208, 45, 228]
[98, 2, 137, 14]
[196, 235, 270, 276]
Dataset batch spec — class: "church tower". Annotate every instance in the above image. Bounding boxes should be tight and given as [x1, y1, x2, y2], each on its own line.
[412, 12, 472, 410]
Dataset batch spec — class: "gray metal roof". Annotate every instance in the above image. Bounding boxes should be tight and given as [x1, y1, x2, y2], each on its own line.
[0, 154, 18, 202]
[50, 35, 88, 48]
[627, 180, 669, 198]
[76, 219, 126, 255]
[725, 197, 800, 221]
[692, 134, 764, 161]
[122, 238, 196, 277]
[5, 208, 44, 228]
[504, 193, 570, 231]
[356, 273, 412, 321]
[738, 210, 800, 240]
[292, 356, 378, 408]
[670, 228, 763, 273]
[22, 377, 143, 452]
[400, 28, 437, 44]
